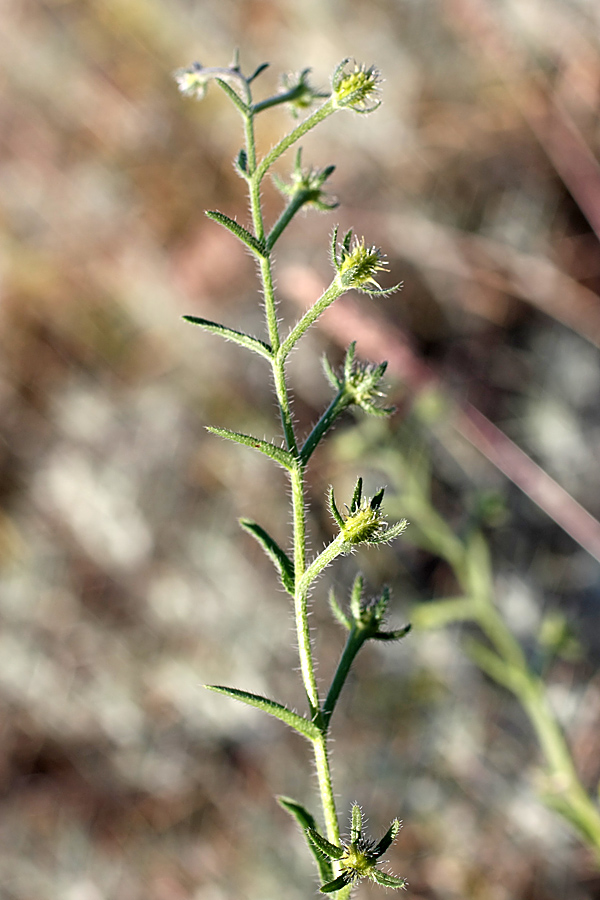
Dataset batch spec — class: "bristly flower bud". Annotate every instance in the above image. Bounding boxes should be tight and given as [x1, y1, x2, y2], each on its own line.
[331, 227, 402, 296]
[343, 341, 394, 416]
[331, 59, 382, 113]
[273, 148, 337, 211]
[329, 478, 408, 549]
[307, 803, 407, 893]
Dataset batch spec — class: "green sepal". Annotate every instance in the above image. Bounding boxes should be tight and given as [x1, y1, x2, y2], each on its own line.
[370, 486, 384, 511]
[278, 797, 334, 884]
[373, 818, 402, 856]
[305, 826, 344, 860]
[205, 209, 267, 258]
[370, 871, 407, 889]
[328, 485, 345, 529]
[322, 353, 342, 390]
[206, 426, 295, 471]
[320, 873, 351, 893]
[214, 76, 250, 116]
[350, 573, 364, 621]
[373, 623, 412, 641]
[240, 518, 295, 595]
[350, 476, 364, 512]
[359, 281, 404, 299]
[182, 315, 272, 360]
[204, 685, 320, 741]
[351, 803, 363, 843]
[329, 588, 351, 630]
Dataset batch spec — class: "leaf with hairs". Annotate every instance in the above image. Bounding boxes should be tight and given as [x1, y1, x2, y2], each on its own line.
[278, 797, 333, 883]
[205, 686, 319, 741]
[182, 315, 271, 360]
[206, 209, 267, 257]
[206, 426, 295, 471]
[240, 519, 295, 594]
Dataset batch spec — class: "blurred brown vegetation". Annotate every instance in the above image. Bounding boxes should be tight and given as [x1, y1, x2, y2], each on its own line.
[1, 1, 600, 898]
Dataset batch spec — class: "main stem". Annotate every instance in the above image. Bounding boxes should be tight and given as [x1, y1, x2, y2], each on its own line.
[244, 103, 341, 853]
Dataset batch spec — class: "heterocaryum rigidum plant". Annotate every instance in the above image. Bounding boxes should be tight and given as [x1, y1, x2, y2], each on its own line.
[176, 52, 408, 896]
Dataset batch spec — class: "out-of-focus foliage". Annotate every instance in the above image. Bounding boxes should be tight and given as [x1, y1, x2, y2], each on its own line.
[1, 1, 600, 899]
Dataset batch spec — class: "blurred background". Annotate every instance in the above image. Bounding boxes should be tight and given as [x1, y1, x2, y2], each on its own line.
[2, 0, 600, 898]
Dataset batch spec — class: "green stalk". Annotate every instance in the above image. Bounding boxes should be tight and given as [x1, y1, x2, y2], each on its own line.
[322, 626, 366, 730]
[313, 733, 341, 845]
[255, 98, 335, 186]
[244, 91, 344, 859]
[301, 390, 350, 465]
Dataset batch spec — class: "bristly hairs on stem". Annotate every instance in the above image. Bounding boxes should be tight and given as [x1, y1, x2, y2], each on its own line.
[176, 51, 409, 894]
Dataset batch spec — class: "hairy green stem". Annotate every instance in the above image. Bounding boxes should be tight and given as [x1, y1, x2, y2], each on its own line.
[255, 98, 335, 185]
[278, 281, 343, 362]
[242, 91, 344, 859]
[267, 191, 312, 251]
[313, 734, 341, 845]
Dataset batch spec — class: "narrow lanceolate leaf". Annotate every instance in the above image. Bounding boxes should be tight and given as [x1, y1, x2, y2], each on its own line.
[320, 874, 350, 894]
[278, 797, 333, 884]
[305, 826, 344, 861]
[182, 315, 272, 360]
[205, 686, 320, 741]
[206, 426, 295, 471]
[205, 210, 267, 258]
[370, 871, 407, 889]
[214, 77, 250, 116]
[240, 519, 295, 595]
[328, 485, 345, 529]
[373, 818, 402, 856]
[374, 623, 412, 641]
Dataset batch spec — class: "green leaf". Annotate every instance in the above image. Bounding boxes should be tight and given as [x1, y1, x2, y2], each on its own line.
[240, 519, 295, 594]
[329, 588, 351, 630]
[205, 685, 319, 741]
[370, 871, 407, 890]
[182, 315, 272, 360]
[278, 797, 333, 884]
[206, 426, 295, 471]
[278, 796, 318, 832]
[305, 826, 344, 860]
[320, 874, 351, 893]
[373, 818, 402, 856]
[205, 209, 267, 258]
[214, 76, 250, 116]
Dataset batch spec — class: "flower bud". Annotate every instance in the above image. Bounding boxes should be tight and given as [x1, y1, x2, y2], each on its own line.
[332, 59, 382, 113]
